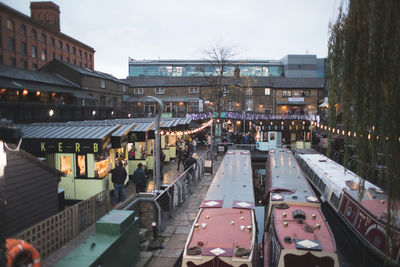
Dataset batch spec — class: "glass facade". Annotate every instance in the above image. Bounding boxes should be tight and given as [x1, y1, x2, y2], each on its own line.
[129, 62, 284, 77]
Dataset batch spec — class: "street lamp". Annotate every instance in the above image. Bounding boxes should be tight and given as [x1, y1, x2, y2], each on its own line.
[146, 96, 164, 192]
[204, 100, 214, 159]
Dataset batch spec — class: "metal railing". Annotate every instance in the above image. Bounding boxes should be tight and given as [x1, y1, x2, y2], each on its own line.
[154, 150, 209, 212]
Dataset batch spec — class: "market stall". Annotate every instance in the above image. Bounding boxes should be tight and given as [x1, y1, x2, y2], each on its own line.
[20, 124, 121, 201]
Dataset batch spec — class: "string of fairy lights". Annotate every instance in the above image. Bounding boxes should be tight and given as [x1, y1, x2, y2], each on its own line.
[310, 121, 400, 142]
[159, 119, 212, 136]
[159, 118, 400, 143]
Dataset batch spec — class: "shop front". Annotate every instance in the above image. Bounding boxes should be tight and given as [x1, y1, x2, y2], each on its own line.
[20, 124, 120, 201]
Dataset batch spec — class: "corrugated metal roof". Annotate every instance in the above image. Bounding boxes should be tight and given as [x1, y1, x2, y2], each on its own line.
[177, 118, 192, 125]
[20, 125, 119, 139]
[131, 122, 154, 132]
[112, 123, 136, 137]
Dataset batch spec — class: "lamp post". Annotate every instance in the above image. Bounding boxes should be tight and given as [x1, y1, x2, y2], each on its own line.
[146, 96, 164, 192]
[204, 101, 214, 159]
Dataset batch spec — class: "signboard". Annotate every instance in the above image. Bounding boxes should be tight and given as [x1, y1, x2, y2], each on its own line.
[23, 139, 104, 155]
[288, 97, 304, 102]
[161, 112, 172, 118]
[215, 123, 222, 137]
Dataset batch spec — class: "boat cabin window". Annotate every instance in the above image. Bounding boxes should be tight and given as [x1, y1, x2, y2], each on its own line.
[60, 155, 72, 175]
[76, 155, 86, 177]
[345, 180, 359, 190]
[330, 192, 341, 209]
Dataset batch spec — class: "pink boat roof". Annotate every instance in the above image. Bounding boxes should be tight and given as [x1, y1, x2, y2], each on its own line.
[273, 205, 336, 253]
[187, 208, 254, 258]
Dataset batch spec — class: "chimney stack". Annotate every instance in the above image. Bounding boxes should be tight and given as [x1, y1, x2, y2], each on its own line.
[30, 2, 60, 32]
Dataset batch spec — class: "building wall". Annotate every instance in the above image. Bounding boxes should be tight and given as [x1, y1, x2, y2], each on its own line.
[0, 2, 95, 71]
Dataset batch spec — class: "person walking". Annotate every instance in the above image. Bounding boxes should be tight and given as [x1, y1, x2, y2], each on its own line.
[176, 142, 184, 171]
[110, 160, 127, 204]
[192, 137, 197, 152]
[132, 163, 147, 193]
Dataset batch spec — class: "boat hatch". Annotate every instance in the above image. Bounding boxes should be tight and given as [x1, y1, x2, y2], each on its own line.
[295, 238, 322, 251]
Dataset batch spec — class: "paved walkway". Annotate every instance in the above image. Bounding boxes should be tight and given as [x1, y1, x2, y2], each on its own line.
[145, 154, 222, 267]
[42, 147, 220, 266]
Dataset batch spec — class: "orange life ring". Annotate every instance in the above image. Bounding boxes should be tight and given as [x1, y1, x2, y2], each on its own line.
[6, 239, 41, 267]
[6, 239, 24, 250]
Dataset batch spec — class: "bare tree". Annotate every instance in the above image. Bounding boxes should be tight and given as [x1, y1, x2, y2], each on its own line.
[201, 44, 236, 115]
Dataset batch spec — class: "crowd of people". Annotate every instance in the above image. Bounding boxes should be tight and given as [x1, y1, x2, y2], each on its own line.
[110, 136, 200, 205]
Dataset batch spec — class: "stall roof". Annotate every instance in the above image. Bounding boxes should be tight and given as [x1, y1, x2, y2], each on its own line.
[20, 124, 119, 139]
[131, 122, 155, 132]
[112, 123, 136, 137]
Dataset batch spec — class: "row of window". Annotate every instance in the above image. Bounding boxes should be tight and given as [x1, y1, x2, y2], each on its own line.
[6, 38, 91, 68]
[282, 90, 311, 97]
[129, 64, 284, 77]
[132, 87, 273, 96]
[5, 18, 91, 60]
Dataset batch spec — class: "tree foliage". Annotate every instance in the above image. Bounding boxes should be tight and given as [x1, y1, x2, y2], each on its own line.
[327, 0, 400, 260]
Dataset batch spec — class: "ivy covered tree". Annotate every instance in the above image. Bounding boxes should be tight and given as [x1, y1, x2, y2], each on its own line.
[327, 0, 400, 261]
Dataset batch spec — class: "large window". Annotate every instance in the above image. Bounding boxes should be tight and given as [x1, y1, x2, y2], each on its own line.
[7, 37, 15, 51]
[58, 40, 63, 49]
[31, 29, 37, 39]
[228, 100, 234, 111]
[155, 87, 165, 94]
[31, 46, 37, 58]
[76, 155, 86, 177]
[41, 49, 47, 61]
[246, 88, 253, 96]
[60, 155, 72, 175]
[50, 37, 55, 46]
[246, 99, 253, 111]
[6, 19, 14, 31]
[187, 102, 199, 113]
[301, 90, 311, 97]
[19, 24, 26, 35]
[265, 88, 271, 95]
[144, 104, 156, 114]
[221, 86, 229, 95]
[128, 63, 284, 77]
[41, 33, 46, 43]
[100, 95, 106, 106]
[282, 90, 292, 97]
[189, 87, 199, 94]
[20, 41, 27, 55]
[100, 79, 106, 88]
[134, 88, 144, 94]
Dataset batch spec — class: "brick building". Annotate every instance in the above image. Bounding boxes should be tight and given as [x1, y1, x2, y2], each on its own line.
[124, 55, 325, 118]
[0, 1, 95, 71]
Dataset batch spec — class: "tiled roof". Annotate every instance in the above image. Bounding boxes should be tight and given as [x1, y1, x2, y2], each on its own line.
[0, 64, 79, 88]
[123, 76, 325, 89]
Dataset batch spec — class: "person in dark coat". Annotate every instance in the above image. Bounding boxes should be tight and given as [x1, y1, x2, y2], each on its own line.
[110, 160, 127, 204]
[132, 163, 147, 193]
[177, 144, 185, 171]
[184, 153, 197, 175]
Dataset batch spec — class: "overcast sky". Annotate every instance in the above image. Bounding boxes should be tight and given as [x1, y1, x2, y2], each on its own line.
[4, 0, 341, 78]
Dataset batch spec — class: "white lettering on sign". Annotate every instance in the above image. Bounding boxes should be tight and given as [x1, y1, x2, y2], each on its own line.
[288, 97, 304, 102]
[365, 223, 384, 236]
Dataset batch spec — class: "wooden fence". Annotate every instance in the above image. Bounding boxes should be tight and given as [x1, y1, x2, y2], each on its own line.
[14, 190, 111, 259]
